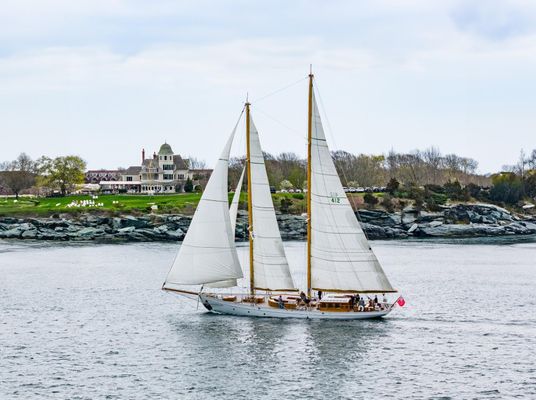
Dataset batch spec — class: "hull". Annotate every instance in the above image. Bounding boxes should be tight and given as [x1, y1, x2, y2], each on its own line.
[198, 294, 392, 320]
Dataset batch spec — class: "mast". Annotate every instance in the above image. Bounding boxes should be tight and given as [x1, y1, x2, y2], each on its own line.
[245, 101, 255, 296]
[306, 70, 314, 297]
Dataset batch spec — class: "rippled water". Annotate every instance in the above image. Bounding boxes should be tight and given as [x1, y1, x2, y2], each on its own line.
[1, 238, 535, 399]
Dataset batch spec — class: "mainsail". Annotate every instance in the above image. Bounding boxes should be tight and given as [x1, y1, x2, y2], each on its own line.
[248, 114, 296, 291]
[163, 127, 243, 289]
[309, 90, 396, 293]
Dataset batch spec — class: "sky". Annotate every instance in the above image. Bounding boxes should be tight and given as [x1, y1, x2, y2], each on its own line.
[1, 0, 535, 173]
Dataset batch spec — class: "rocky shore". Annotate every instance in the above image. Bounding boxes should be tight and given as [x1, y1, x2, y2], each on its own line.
[1, 204, 535, 242]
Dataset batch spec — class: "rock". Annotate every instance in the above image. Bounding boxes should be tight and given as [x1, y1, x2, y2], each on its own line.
[0, 228, 24, 238]
[75, 227, 104, 239]
[0, 217, 20, 224]
[21, 229, 38, 239]
[357, 210, 401, 227]
[120, 216, 150, 229]
[429, 220, 443, 227]
[118, 226, 135, 233]
[165, 229, 184, 240]
[415, 223, 506, 238]
[407, 223, 418, 233]
[361, 223, 407, 240]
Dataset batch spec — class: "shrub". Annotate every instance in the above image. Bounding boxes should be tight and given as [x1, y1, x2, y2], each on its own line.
[380, 194, 394, 213]
[184, 177, 194, 193]
[280, 197, 293, 213]
[363, 193, 378, 207]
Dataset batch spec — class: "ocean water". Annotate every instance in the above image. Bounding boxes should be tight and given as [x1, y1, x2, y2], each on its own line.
[1, 238, 535, 399]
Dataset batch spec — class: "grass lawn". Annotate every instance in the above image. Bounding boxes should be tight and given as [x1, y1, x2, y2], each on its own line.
[0, 191, 384, 217]
[0, 193, 203, 217]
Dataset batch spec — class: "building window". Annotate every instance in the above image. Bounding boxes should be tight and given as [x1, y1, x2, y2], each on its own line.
[178, 174, 184, 179]
[163, 174, 174, 180]
[163, 164, 174, 170]
[126, 176, 132, 181]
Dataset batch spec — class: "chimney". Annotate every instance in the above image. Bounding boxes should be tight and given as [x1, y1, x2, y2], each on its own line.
[142, 148, 145, 163]
[153, 152, 157, 159]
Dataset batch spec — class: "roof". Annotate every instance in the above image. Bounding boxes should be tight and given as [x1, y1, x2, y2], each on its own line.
[173, 155, 189, 170]
[142, 158, 158, 168]
[158, 143, 174, 155]
[124, 166, 142, 175]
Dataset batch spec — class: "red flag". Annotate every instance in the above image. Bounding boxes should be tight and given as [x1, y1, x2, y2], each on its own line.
[397, 296, 406, 307]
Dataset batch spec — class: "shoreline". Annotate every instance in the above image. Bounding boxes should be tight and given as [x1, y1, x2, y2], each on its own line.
[1, 203, 535, 242]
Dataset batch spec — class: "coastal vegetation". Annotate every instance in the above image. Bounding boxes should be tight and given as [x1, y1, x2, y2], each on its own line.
[1, 148, 535, 218]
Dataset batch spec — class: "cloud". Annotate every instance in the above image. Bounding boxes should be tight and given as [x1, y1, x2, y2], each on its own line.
[450, 0, 536, 41]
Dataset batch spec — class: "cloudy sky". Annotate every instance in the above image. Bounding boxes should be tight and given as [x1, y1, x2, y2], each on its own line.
[1, 0, 535, 173]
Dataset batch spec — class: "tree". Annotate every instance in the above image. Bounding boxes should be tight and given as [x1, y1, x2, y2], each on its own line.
[188, 156, 207, 170]
[37, 155, 86, 196]
[279, 179, 294, 190]
[524, 172, 536, 198]
[489, 173, 523, 205]
[184, 177, 194, 193]
[386, 177, 400, 195]
[0, 153, 37, 199]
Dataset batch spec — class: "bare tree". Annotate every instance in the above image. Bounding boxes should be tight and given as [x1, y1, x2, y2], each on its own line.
[422, 147, 442, 185]
[188, 156, 207, 170]
[0, 153, 37, 198]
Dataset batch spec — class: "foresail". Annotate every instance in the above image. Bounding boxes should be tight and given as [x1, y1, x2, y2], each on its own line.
[249, 115, 296, 291]
[163, 126, 243, 288]
[310, 92, 395, 292]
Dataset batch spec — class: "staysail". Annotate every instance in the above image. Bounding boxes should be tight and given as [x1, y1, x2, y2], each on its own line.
[163, 126, 243, 289]
[249, 114, 296, 291]
[230, 166, 245, 234]
[309, 89, 396, 293]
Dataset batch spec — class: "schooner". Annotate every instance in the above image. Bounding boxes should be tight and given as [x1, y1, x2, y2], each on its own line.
[162, 72, 401, 319]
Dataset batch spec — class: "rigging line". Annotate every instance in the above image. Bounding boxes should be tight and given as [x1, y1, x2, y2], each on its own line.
[253, 105, 303, 137]
[250, 76, 308, 104]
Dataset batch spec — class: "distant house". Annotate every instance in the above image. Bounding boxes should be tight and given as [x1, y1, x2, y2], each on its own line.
[117, 143, 211, 194]
[94, 143, 212, 194]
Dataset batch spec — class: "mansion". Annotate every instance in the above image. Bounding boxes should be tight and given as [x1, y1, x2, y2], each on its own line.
[94, 143, 211, 194]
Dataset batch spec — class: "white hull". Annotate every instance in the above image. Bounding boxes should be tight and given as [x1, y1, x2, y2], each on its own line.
[198, 294, 392, 320]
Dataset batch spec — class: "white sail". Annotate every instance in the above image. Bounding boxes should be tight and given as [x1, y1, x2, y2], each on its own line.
[163, 127, 243, 288]
[230, 166, 245, 234]
[309, 92, 395, 292]
[249, 115, 296, 291]
[205, 167, 245, 289]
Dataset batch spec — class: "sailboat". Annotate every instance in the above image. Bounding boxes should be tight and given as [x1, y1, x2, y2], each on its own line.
[162, 72, 401, 319]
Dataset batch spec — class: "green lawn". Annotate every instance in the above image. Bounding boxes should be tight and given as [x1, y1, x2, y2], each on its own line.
[0, 191, 383, 217]
[0, 193, 203, 216]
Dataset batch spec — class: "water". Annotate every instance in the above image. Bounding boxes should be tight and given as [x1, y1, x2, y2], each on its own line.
[1, 239, 535, 399]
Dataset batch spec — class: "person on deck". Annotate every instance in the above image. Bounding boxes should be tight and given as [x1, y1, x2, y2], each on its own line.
[300, 291, 311, 308]
[382, 293, 388, 309]
[374, 295, 379, 306]
[317, 290, 323, 300]
[278, 295, 285, 309]
[358, 297, 365, 312]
